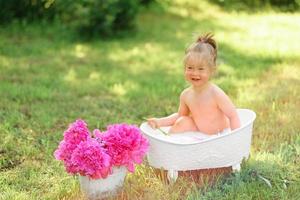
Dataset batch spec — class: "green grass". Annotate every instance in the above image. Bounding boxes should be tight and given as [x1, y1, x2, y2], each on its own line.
[0, 1, 300, 199]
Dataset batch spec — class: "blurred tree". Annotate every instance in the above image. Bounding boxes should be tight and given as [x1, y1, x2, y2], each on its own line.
[0, 0, 56, 23]
[0, 0, 146, 37]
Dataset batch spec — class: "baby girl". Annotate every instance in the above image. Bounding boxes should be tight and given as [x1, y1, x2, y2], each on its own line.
[148, 33, 240, 135]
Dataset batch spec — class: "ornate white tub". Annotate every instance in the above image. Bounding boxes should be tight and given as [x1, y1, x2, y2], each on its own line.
[140, 109, 256, 181]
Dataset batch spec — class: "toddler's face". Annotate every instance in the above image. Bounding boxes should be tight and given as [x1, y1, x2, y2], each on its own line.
[184, 54, 212, 87]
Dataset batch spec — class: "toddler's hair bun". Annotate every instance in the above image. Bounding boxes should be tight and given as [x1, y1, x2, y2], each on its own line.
[197, 33, 217, 51]
[185, 32, 218, 66]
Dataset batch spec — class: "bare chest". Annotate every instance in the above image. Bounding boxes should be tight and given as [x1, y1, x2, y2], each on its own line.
[185, 92, 218, 116]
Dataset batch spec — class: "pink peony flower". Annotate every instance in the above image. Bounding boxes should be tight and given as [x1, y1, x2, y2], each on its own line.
[71, 138, 112, 179]
[93, 129, 102, 138]
[54, 120, 149, 179]
[54, 119, 91, 174]
[100, 124, 149, 172]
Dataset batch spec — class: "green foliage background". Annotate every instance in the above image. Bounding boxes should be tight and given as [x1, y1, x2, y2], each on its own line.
[211, 0, 300, 11]
[0, 0, 143, 37]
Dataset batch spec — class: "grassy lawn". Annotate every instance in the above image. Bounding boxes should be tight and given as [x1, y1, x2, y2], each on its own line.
[0, 1, 299, 199]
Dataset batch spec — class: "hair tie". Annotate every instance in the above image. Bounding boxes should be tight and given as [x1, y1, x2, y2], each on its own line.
[197, 37, 206, 43]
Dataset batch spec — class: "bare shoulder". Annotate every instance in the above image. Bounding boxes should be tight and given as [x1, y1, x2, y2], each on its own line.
[211, 84, 227, 98]
[180, 87, 192, 98]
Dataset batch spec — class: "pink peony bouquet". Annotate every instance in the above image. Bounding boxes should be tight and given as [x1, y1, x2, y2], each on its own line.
[97, 124, 150, 172]
[54, 119, 149, 179]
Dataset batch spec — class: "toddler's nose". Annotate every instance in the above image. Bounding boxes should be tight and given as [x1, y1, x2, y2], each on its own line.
[191, 70, 200, 75]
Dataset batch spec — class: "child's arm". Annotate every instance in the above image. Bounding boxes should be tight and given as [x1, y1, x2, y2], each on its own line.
[147, 92, 189, 128]
[214, 87, 240, 130]
[147, 113, 179, 128]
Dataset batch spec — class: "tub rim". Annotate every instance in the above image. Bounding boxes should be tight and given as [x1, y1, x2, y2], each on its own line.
[140, 108, 256, 146]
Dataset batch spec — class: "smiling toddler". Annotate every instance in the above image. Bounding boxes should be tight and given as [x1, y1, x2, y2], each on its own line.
[148, 33, 240, 135]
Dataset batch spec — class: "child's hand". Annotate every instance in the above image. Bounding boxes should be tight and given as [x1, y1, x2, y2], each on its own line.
[147, 118, 159, 129]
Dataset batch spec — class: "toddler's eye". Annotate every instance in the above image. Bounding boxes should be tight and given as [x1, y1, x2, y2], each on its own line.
[187, 66, 193, 70]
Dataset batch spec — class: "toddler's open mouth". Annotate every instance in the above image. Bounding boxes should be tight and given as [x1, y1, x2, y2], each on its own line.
[191, 78, 200, 81]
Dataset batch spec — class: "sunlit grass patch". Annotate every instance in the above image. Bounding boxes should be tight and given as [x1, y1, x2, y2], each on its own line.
[237, 62, 300, 151]
[188, 135, 300, 199]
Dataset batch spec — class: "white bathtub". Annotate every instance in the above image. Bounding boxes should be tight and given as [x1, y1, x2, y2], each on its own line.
[140, 109, 256, 181]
